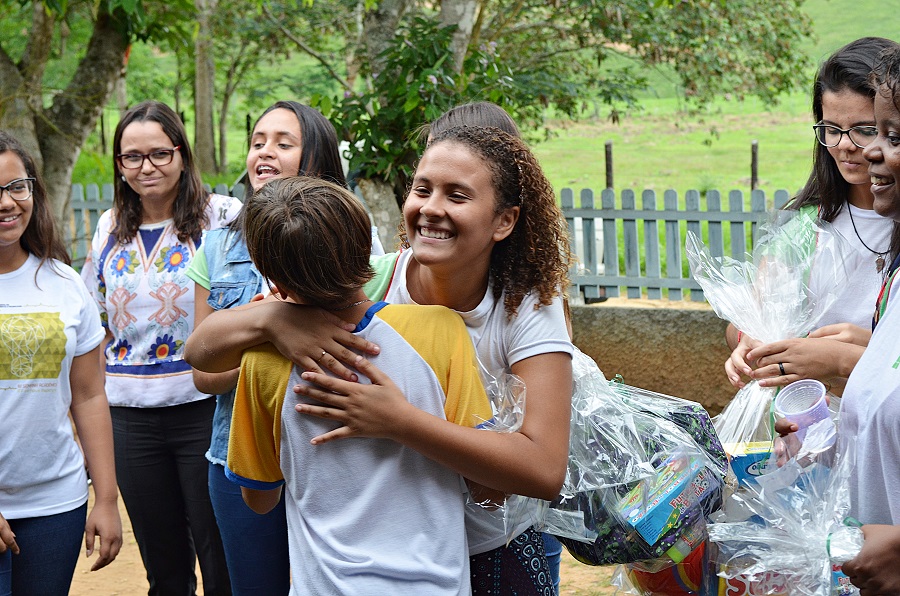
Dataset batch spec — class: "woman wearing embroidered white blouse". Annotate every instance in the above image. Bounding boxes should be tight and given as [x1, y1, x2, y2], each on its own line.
[81, 101, 240, 595]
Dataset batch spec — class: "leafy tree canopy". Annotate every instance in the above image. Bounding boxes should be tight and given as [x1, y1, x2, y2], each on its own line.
[300, 0, 811, 202]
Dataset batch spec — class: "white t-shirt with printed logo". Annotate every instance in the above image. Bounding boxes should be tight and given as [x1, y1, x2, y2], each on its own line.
[0, 254, 105, 519]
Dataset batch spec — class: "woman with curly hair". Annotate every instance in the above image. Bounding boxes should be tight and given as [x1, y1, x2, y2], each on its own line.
[186, 124, 573, 594]
[82, 100, 239, 594]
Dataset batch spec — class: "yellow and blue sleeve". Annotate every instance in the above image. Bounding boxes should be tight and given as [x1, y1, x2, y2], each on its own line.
[378, 305, 492, 427]
[226, 343, 293, 489]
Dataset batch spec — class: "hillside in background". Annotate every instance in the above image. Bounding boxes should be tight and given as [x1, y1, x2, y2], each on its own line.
[70, 0, 900, 198]
[535, 0, 900, 197]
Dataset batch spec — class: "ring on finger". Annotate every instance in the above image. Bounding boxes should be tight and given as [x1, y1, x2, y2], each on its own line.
[778, 362, 786, 376]
[316, 350, 327, 363]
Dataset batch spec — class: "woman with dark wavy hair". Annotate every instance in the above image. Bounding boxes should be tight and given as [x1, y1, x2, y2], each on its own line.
[725, 37, 898, 393]
[82, 100, 239, 594]
[183, 99, 381, 595]
[0, 131, 121, 594]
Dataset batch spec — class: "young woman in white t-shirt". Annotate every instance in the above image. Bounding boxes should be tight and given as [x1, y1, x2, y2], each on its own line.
[0, 131, 121, 594]
[725, 37, 898, 392]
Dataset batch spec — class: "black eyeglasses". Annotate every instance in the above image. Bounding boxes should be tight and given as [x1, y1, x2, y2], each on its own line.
[0, 178, 35, 202]
[116, 146, 181, 169]
[813, 124, 877, 149]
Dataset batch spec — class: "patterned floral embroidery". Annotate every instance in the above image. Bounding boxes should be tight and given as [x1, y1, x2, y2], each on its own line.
[155, 246, 190, 273]
[111, 339, 133, 362]
[111, 250, 138, 277]
[108, 287, 138, 331]
[148, 282, 189, 327]
[147, 334, 182, 361]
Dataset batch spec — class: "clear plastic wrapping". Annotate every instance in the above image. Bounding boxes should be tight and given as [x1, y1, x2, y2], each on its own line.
[542, 349, 726, 567]
[686, 210, 852, 345]
[466, 364, 528, 511]
[686, 211, 854, 489]
[707, 439, 860, 596]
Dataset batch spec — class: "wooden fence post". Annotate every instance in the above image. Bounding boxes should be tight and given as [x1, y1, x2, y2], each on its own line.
[751, 140, 759, 190]
[605, 140, 613, 190]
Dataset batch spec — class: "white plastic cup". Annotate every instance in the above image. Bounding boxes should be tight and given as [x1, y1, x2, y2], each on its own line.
[774, 379, 829, 442]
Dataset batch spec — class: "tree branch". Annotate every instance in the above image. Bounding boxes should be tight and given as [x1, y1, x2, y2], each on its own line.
[261, 3, 353, 92]
[483, 0, 526, 43]
[37, 5, 129, 217]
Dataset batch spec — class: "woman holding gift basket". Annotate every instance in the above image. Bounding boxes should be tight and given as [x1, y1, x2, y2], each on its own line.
[725, 37, 899, 393]
[833, 41, 900, 594]
[719, 40, 900, 596]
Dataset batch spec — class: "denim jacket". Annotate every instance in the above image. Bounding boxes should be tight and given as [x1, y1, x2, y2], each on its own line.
[203, 226, 265, 465]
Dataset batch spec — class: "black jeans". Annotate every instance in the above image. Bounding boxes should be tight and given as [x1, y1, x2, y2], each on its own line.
[111, 399, 231, 596]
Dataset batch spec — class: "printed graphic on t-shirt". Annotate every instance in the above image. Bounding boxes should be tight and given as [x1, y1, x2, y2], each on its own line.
[0, 313, 65, 380]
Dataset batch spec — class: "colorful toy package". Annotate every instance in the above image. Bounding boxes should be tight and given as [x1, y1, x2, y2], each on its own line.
[619, 456, 719, 547]
[708, 438, 859, 596]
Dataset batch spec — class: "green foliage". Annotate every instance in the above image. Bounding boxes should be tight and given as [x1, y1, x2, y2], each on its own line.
[563, 0, 812, 104]
[107, 0, 194, 46]
[314, 14, 641, 194]
[306, 0, 814, 196]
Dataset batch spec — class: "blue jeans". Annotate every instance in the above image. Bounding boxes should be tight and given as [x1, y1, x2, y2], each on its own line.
[0, 503, 87, 596]
[208, 463, 291, 595]
[542, 533, 562, 595]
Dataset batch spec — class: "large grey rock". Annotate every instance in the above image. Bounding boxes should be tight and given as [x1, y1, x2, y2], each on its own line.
[571, 301, 735, 415]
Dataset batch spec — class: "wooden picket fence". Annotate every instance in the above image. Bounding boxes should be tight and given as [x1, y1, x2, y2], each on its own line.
[68, 182, 792, 302]
[562, 187, 791, 302]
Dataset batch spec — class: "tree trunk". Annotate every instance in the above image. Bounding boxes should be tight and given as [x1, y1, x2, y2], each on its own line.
[362, 0, 412, 78]
[194, 0, 218, 174]
[37, 7, 129, 223]
[356, 178, 403, 252]
[219, 86, 233, 174]
[0, 3, 51, 171]
[115, 71, 128, 118]
[440, 0, 480, 73]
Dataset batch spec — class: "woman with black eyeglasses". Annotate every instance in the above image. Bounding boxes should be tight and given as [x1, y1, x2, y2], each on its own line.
[81, 101, 239, 594]
[725, 37, 899, 394]
[0, 131, 122, 595]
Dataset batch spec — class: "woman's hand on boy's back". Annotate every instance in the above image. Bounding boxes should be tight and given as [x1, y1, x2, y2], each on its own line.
[293, 356, 413, 443]
[296, 353, 571, 500]
[186, 298, 380, 381]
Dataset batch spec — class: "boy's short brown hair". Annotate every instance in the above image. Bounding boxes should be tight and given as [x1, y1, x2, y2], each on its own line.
[242, 176, 375, 308]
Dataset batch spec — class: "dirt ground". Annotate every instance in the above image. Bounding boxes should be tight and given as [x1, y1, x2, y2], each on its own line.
[69, 488, 618, 595]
